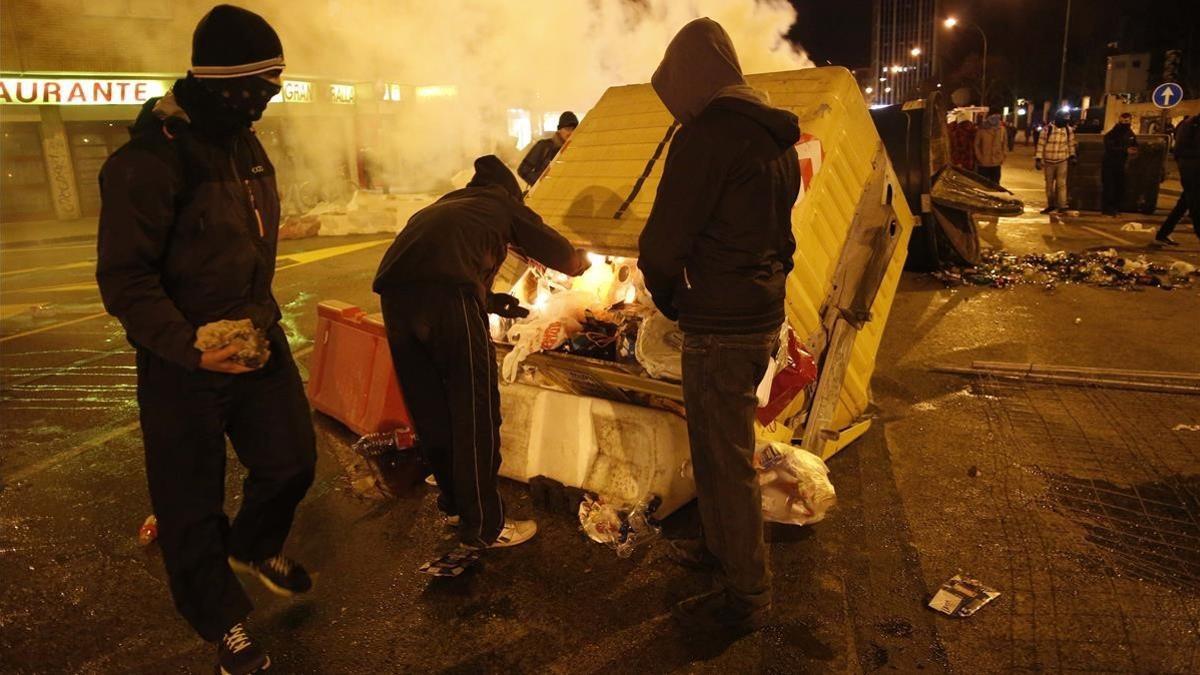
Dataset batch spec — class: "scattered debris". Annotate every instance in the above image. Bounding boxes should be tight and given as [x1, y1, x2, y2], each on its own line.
[1173, 424, 1200, 432]
[194, 319, 271, 367]
[1121, 222, 1152, 232]
[137, 514, 158, 546]
[928, 575, 1000, 617]
[417, 546, 481, 578]
[30, 303, 58, 319]
[756, 442, 836, 525]
[967, 466, 982, 478]
[1074, 317, 1083, 325]
[578, 494, 661, 558]
[931, 248, 1200, 291]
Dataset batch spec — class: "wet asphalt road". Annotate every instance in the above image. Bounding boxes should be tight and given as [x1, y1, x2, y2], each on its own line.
[3, 144, 1200, 673]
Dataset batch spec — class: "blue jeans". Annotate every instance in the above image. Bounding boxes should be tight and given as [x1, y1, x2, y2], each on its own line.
[681, 331, 777, 607]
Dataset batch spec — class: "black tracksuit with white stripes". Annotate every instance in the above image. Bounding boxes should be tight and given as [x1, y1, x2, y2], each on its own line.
[373, 179, 585, 546]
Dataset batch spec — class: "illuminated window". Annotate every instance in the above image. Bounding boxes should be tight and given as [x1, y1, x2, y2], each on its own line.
[542, 112, 561, 135]
[508, 109, 532, 150]
[415, 85, 458, 99]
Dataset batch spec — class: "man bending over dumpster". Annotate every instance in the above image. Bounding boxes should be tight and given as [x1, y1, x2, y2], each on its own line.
[638, 18, 801, 634]
[96, 6, 315, 673]
[374, 155, 589, 554]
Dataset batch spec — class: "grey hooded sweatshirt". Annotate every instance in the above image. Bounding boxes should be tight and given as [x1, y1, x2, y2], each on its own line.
[638, 18, 802, 335]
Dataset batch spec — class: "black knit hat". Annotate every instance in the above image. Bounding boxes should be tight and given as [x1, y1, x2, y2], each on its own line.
[558, 111, 579, 129]
[191, 5, 284, 79]
[467, 155, 522, 200]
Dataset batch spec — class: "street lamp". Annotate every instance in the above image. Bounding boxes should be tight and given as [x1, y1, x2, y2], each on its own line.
[943, 16, 988, 105]
[865, 86, 874, 94]
[910, 46, 922, 57]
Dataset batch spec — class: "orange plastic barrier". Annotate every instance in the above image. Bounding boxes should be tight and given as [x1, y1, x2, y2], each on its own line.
[307, 300, 415, 445]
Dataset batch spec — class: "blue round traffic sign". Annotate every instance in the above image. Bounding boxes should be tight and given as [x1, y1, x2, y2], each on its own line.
[1152, 82, 1184, 109]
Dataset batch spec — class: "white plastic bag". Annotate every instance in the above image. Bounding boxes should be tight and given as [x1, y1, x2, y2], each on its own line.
[754, 441, 836, 525]
[634, 311, 684, 381]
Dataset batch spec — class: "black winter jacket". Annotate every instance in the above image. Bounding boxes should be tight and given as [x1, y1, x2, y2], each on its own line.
[638, 97, 801, 335]
[1103, 123, 1137, 164]
[517, 135, 563, 186]
[373, 184, 586, 300]
[96, 92, 282, 371]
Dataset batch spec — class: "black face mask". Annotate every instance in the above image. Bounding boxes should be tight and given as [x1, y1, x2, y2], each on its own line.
[199, 75, 281, 123]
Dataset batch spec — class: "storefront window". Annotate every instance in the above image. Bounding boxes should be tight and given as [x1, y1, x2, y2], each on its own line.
[0, 123, 53, 222]
[67, 122, 129, 217]
[508, 109, 532, 151]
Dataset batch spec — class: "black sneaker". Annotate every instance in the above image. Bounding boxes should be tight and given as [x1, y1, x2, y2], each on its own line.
[1155, 236, 1180, 247]
[664, 539, 719, 573]
[1039, 206, 1055, 215]
[229, 555, 312, 596]
[217, 623, 269, 675]
[671, 589, 771, 634]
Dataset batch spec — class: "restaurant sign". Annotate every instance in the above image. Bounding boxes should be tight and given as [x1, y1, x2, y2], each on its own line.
[0, 78, 167, 105]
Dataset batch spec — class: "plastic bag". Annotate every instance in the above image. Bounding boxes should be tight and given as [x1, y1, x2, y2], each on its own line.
[501, 316, 581, 382]
[634, 311, 683, 381]
[578, 494, 662, 558]
[754, 442, 835, 526]
[755, 326, 818, 425]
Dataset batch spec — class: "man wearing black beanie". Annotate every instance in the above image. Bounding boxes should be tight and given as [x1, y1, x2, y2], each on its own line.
[374, 156, 589, 558]
[517, 110, 580, 187]
[95, 5, 313, 674]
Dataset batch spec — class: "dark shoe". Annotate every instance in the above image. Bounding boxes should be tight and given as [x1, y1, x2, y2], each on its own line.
[671, 589, 771, 634]
[1155, 236, 1180, 247]
[217, 623, 270, 675]
[1056, 208, 1070, 215]
[229, 555, 312, 596]
[665, 539, 719, 572]
[1039, 206, 1055, 215]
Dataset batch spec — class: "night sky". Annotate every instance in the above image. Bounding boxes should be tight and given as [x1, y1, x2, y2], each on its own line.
[788, 0, 1199, 105]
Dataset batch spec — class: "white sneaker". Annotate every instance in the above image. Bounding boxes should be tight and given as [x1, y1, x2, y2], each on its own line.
[486, 519, 538, 548]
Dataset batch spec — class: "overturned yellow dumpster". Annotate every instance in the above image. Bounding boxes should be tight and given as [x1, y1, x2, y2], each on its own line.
[494, 67, 914, 515]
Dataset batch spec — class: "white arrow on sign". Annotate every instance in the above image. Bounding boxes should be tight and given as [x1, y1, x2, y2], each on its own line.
[1161, 87, 1176, 106]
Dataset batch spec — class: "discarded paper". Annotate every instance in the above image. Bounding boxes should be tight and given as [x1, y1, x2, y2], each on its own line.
[928, 575, 1000, 617]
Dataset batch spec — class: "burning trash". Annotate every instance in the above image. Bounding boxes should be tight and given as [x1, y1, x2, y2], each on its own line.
[496, 254, 664, 382]
[931, 248, 1200, 291]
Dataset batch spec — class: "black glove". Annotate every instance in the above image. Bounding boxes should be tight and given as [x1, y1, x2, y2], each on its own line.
[1068, 155, 1078, 166]
[486, 292, 529, 319]
[1035, 158, 1043, 170]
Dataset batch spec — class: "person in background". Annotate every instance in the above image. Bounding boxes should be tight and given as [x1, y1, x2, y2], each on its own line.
[1156, 114, 1199, 246]
[373, 156, 589, 554]
[1035, 114, 1078, 215]
[1006, 122, 1018, 152]
[1101, 112, 1139, 216]
[95, 6, 315, 674]
[1032, 123, 1042, 149]
[638, 17, 801, 634]
[517, 111, 579, 187]
[974, 113, 1007, 184]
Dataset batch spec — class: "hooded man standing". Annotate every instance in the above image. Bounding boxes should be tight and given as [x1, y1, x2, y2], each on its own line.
[374, 155, 589, 553]
[1102, 112, 1138, 216]
[638, 18, 801, 634]
[96, 6, 314, 674]
[517, 111, 579, 187]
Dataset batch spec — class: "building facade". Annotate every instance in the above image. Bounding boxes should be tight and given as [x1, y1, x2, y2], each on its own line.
[0, 0, 563, 224]
[870, 0, 942, 107]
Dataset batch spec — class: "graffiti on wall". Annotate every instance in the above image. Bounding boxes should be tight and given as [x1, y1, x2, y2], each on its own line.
[42, 134, 81, 219]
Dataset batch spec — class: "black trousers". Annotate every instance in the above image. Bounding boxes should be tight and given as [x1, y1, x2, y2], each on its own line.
[137, 326, 316, 642]
[681, 331, 776, 608]
[1102, 160, 1126, 214]
[977, 165, 1001, 184]
[1158, 163, 1199, 240]
[380, 285, 504, 547]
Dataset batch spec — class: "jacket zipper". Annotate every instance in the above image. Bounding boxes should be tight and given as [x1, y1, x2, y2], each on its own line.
[229, 137, 265, 238]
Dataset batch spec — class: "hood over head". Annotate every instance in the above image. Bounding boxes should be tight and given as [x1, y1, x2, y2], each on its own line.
[652, 17, 767, 126]
[467, 155, 523, 200]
